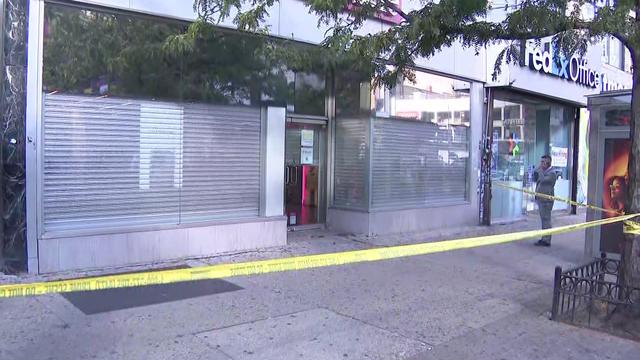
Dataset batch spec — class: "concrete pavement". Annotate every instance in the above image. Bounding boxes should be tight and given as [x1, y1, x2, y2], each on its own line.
[1, 213, 639, 359]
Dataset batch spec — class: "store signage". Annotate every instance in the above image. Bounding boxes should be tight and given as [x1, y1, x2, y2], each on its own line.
[523, 42, 625, 91]
[503, 118, 524, 126]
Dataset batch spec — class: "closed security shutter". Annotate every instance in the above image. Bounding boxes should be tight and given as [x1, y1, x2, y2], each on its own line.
[43, 94, 182, 232]
[333, 118, 369, 209]
[181, 104, 261, 222]
[42, 94, 262, 233]
[371, 117, 469, 210]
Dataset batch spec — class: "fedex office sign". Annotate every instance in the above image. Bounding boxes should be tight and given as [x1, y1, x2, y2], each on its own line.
[523, 42, 625, 91]
[524, 43, 598, 88]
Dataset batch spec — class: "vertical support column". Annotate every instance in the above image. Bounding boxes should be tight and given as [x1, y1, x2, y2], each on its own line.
[570, 108, 580, 215]
[262, 107, 286, 218]
[469, 82, 484, 212]
[1, 0, 28, 272]
[479, 87, 494, 226]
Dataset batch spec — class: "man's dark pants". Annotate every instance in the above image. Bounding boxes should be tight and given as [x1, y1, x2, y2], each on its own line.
[538, 200, 554, 244]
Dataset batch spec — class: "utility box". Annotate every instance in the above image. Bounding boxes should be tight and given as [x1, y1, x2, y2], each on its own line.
[585, 90, 631, 257]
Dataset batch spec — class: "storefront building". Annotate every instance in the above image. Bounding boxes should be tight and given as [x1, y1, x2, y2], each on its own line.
[2, 0, 485, 273]
[1, 1, 632, 273]
[483, 36, 632, 224]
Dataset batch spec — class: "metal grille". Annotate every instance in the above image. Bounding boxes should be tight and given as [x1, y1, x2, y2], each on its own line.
[371, 118, 469, 210]
[333, 117, 369, 210]
[42, 94, 261, 232]
[43, 94, 182, 231]
[181, 104, 261, 222]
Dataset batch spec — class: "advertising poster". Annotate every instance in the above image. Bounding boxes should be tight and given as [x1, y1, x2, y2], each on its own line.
[551, 146, 568, 168]
[300, 130, 314, 147]
[300, 147, 314, 165]
[600, 138, 631, 253]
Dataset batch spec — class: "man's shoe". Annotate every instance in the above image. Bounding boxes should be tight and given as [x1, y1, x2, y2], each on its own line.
[534, 240, 551, 247]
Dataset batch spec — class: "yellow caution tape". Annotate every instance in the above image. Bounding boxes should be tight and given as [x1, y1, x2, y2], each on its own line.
[494, 181, 623, 215]
[496, 181, 640, 235]
[623, 219, 640, 235]
[0, 214, 635, 299]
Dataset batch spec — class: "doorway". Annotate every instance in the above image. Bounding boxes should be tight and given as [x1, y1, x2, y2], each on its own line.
[284, 119, 326, 228]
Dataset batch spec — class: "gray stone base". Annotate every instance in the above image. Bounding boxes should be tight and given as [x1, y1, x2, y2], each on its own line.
[37, 217, 287, 273]
[327, 202, 478, 236]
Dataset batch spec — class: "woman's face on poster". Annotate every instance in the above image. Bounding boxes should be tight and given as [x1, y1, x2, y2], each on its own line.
[610, 178, 625, 200]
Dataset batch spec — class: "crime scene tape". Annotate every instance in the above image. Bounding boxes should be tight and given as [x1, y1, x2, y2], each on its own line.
[493, 181, 640, 234]
[623, 219, 640, 235]
[0, 213, 635, 299]
[493, 181, 621, 215]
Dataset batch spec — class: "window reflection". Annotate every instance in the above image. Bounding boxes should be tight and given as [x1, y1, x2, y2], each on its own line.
[370, 71, 471, 208]
[43, 4, 327, 116]
[490, 93, 574, 221]
[391, 71, 471, 128]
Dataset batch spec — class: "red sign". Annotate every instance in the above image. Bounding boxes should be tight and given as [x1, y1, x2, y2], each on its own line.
[346, 0, 404, 25]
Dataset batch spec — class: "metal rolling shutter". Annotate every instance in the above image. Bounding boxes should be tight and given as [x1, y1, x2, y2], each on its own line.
[333, 117, 369, 209]
[371, 118, 469, 210]
[42, 94, 262, 233]
[43, 94, 182, 232]
[181, 104, 261, 222]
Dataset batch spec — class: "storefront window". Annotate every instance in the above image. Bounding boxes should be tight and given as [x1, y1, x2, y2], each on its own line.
[41, 4, 328, 232]
[43, 4, 327, 115]
[490, 92, 574, 222]
[333, 68, 372, 210]
[370, 71, 471, 209]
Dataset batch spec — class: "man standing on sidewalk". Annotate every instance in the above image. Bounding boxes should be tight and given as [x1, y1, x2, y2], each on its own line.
[533, 155, 557, 247]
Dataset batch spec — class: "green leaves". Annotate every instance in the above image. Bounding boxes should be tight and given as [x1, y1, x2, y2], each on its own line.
[189, 0, 638, 87]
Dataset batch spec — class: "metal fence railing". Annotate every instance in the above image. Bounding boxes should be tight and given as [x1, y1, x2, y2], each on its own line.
[551, 253, 640, 326]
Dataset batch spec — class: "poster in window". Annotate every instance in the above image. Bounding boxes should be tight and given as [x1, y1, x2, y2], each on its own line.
[600, 138, 631, 254]
[551, 146, 568, 168]
[301, 147, 314, 165]
[300, 130, 314, 147]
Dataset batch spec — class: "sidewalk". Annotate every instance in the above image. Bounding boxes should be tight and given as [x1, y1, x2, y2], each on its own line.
[1, 210, 589, 285]
[1, 211, 638, 359]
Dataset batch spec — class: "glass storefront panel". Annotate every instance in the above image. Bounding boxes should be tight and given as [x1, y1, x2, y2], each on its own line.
[332, 69, 472, 211]
[332, 68, 372, 210]
[490, 92, 574, 222]
[285, 122, 326, 226]
[43, 4, 327, 115]
[371, 71, 471, 209]
[42, 3, 329, 232]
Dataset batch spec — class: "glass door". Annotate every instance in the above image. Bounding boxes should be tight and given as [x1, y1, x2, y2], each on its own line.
[490, 100, 529, 222]
[284, 120, 326, 227]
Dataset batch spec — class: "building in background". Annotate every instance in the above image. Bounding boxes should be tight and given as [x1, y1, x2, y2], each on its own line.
[482, 1, 632, 224]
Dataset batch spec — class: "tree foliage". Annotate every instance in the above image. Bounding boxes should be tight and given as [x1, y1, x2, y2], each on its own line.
[192, 0, 638, 86]
[44, 4, 330, 110]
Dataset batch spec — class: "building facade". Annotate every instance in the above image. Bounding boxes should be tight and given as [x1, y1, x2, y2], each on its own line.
[0, 0, 632, 273]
